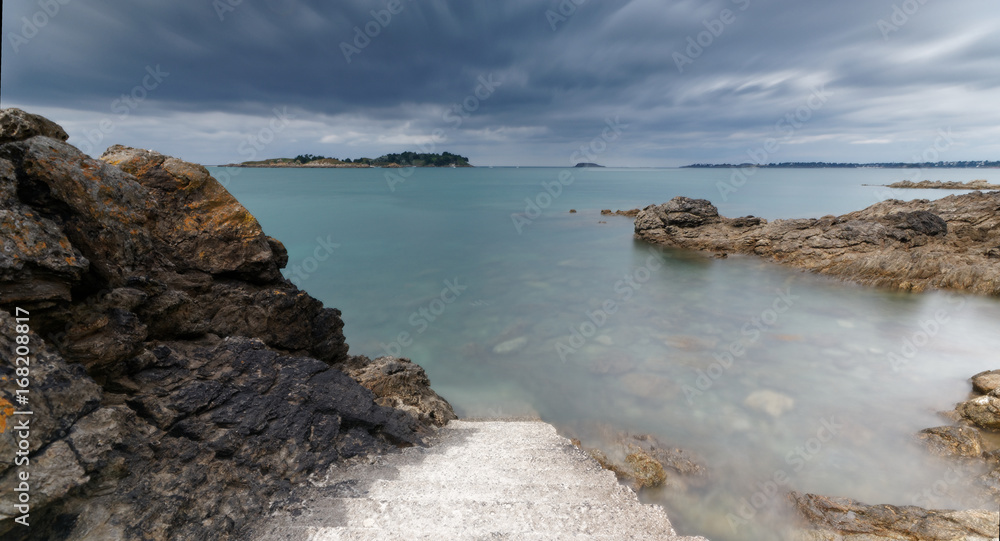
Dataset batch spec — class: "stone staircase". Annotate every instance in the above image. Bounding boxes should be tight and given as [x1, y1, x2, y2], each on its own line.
[256, 420, 708, 541]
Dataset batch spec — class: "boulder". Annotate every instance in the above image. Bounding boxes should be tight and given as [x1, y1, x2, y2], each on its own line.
[0, 108, 68, 144]
[917, 426, 984, 459]
[972, 370, 1000, 395]
[957, 394, 1000, 431]
[346, 356, 457, 427]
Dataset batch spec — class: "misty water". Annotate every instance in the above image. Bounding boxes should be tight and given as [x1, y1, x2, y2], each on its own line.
[213, 165, 1000, 540]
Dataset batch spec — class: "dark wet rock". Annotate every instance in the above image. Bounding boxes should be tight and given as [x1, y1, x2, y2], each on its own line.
[0, 109, 455, 540]
[918, 426, 984, 459]
[789, 491, 999, 541]
[636, 194, 1000, 296]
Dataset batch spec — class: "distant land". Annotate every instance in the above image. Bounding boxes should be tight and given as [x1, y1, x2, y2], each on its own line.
[574, 162, 604, 168]
[883, 179, 1000, 190]
[225, 151, 472, 168]
[684, 160, 1000, 169]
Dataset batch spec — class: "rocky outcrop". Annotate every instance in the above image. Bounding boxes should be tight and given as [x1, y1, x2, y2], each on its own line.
[0, 108, 453, 540]
[789, 492, 999, 540]
[635, 195, 1000, 295]
[887, 179, 1000, 190]
[954, 370, 1000, 431]
[917, 426, 984, 459]
[345, 355, 458, 428]
[601, 208, 641, 217]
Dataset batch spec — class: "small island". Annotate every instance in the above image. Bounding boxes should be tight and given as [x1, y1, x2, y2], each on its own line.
[885, 179, 1000, 190]
[225, 151, 472, 168]
[574, 162, 604, 168]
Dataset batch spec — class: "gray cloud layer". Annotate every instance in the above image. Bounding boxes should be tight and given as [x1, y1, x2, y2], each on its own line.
[2, 0, 998, 165]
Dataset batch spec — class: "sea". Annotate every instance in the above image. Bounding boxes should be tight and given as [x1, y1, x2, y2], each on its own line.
[209, 165, 1000, 541]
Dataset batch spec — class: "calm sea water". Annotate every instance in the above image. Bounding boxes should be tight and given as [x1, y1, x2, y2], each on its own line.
[211, 166, 1000, 541]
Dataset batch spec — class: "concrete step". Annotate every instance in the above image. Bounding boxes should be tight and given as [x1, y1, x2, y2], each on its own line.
[254, 420, 709, 541]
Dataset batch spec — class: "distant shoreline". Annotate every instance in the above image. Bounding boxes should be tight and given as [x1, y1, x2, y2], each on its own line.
[684, 161, 1000, 169]
[881, 179, 1000, 190]
[217, 162, 471, 169]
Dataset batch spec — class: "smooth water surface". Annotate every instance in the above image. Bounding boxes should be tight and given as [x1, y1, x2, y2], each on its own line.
[212, 166, 1000, 540]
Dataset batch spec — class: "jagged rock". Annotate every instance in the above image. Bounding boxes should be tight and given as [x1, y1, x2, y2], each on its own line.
[789, 492, 999, 540]
[956, 394, 1000, 430]
[635, 194, 1000, 295]
[346, 356, 457, 427]
[972, 369, 1000, 395]
[101, 145, 284, 282]
[0, 109, 454, 540]
[917, 426, 984, 459]
[1, 153, 92, 305]
[0, 108, 68, 144]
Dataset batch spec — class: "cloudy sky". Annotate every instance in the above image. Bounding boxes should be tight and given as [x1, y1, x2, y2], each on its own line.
[2, 0, 998, 166]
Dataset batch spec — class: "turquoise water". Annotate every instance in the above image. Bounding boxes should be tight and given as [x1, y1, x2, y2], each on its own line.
[212, 166, 1000, 540]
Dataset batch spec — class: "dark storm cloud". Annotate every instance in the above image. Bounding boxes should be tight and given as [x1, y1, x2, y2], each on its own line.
[2, 0, 998, 165]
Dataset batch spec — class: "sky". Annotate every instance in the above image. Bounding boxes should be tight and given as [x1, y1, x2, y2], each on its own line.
[2, 0, 999, 167]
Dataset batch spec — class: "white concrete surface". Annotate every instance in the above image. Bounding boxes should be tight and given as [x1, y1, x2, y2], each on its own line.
[257, 420, 709, 541]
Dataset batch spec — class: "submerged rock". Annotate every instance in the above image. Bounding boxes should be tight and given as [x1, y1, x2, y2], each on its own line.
[744, 389, 795, 418]
[635, 195, 1000, 296]
[0, 109, 454, 540]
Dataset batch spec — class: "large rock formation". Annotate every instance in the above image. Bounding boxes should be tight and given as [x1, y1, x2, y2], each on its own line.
[789, 492, 999, 540]
[634, 195, 1000, 295]
[0, 108, 454, 540]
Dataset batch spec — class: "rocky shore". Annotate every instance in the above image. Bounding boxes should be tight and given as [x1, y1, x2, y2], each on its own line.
[886, 179, 1000, 190]
[787, 371, 1000, 540]
[0, 108, 454, 540]
[634, 194, 1000, 295]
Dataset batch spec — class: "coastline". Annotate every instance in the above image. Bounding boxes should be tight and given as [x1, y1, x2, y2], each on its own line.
[633, 194, 1000, 296]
